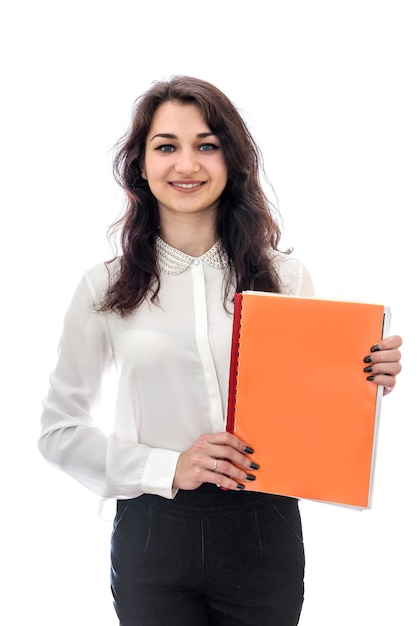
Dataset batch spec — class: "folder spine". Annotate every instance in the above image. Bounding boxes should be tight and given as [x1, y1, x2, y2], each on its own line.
[226, 293, 243, 434]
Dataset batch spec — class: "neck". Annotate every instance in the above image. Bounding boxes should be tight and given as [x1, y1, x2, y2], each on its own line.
[158, 216, 217, 257]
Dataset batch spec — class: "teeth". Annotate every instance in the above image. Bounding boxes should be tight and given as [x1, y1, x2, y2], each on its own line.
[172, 182, 201, 189]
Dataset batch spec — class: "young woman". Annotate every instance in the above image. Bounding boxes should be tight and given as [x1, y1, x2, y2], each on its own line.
[39, 76, 402, 625]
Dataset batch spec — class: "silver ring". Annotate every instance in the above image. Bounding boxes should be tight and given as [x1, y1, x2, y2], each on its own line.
[213, 459, 218, 472]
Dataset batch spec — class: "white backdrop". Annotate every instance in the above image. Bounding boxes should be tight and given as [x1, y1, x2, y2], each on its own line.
[2, 1, 417, 624]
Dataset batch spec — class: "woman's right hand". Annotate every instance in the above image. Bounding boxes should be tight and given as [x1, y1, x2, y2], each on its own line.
[172, 432, 259, 491]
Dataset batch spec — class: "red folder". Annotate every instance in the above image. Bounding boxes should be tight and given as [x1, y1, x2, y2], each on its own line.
[226, 291, 391, 508]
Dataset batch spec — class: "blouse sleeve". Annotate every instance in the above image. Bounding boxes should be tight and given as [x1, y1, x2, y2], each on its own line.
[38, 268, 180, 500]
[277, 254, 315, 297]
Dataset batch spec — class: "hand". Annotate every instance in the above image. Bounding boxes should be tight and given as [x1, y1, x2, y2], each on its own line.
[363, 334, 402, 396]
[173, 431, 259, 491]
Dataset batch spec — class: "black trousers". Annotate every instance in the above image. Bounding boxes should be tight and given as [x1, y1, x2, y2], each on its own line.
[111, 484, 305, 626]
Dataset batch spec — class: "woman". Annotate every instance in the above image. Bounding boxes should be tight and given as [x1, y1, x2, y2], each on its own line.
[39, 76, 402, 625]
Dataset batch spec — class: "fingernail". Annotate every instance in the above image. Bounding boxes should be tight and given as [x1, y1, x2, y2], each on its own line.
[246, 474, 256, 481]
[236, 483, 245, 490]
[370, 344, 380, 352]
[244, 445, 254, 454]
[367, 375, 375, 381]
[249, 461, 260, 470]
[363, 355, 372, 363]
[363, 366, 373, 373]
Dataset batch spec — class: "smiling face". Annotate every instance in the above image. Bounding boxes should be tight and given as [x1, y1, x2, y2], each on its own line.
[142, 101, 228, 226]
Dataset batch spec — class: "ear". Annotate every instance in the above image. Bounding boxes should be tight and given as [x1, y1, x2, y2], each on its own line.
[141, 167, 147, 180]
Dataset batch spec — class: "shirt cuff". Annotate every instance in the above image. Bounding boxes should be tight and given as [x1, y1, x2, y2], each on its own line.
[141, 448, 181, 499]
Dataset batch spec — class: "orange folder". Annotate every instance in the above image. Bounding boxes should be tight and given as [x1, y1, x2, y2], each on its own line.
[226, 291, 391, 508]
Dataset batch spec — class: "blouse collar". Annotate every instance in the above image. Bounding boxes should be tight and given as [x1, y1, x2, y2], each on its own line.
[155, 235, 229, 276]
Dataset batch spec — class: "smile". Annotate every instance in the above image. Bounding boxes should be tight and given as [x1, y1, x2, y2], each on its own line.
[170, 182, 204, 189]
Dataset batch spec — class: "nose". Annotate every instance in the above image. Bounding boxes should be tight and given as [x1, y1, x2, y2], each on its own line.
[174, 148, 200, 175]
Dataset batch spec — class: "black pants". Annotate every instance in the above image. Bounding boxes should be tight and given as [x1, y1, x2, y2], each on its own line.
[111, 484, 305, 625]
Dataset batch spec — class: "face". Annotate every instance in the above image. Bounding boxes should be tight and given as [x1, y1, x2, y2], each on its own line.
[142, 101, 228, 222]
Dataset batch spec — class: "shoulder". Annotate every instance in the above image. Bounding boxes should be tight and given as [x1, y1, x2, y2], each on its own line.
[270, 250, 315, 297]
[82, 258, 121, 297]
[64, 259, 121, 315]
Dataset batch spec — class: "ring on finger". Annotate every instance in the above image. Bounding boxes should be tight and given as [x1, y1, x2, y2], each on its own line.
[213, 459, 218, 472]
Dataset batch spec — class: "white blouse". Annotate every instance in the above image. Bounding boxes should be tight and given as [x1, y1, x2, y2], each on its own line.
[39, 238, 314, 500]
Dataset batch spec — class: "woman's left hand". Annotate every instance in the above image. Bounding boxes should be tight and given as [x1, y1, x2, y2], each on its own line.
[363, 334, 403, 395]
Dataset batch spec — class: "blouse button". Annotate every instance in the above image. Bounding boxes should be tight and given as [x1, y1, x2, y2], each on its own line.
[193, 259, 200, 265]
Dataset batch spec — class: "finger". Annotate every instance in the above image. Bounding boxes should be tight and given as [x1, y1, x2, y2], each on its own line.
[363, 348, 402, 365]
[211, 456, 258, 483]
[201, 431, 255, 455]
[208, 443, 259, 473]
[363, 361, 402, 377]
[374, 349, 402, 364]
[207, 464, 257, 492]
[365, 372, 397, 391]
[370, 335, 403, 351]
[205, 456, 249, 491]
[215, 477, 247, 491]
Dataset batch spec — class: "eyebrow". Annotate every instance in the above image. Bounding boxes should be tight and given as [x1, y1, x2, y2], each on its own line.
[149, 132, 216, 142]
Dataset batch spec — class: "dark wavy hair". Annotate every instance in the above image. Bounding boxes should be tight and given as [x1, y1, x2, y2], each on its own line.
[97, 75, 286, 316]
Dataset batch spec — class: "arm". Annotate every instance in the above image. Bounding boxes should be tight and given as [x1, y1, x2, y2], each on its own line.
[38, 270, 113, 495]
[38, 268, 180, 500]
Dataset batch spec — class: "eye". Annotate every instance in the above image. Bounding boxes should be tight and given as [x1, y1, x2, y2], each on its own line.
[198, 143, 220, 152]
[157, 144, 175, 153]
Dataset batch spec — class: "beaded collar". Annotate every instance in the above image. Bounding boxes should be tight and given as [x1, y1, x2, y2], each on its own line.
[155, 235, 229, 276]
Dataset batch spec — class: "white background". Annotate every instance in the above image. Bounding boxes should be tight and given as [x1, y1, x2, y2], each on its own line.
[2, 1, 417, 624]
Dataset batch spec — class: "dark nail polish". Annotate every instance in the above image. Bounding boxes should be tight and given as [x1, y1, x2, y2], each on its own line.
[363, 366, 373, 373]
[246, 474, 256, 481]
[370, 344, 380, 352]
[249, 461, 260, 470]
[244, 445, 254, 454]
[363, 355, 372, 363]
[236, 483, 245, 490]
[367, 375, 375, 381]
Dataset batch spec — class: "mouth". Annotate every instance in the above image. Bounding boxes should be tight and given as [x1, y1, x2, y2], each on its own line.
[170, 182, 205, 190]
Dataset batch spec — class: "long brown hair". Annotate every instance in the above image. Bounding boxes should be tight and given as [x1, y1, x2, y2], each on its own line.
[98, 75, 285, 316]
